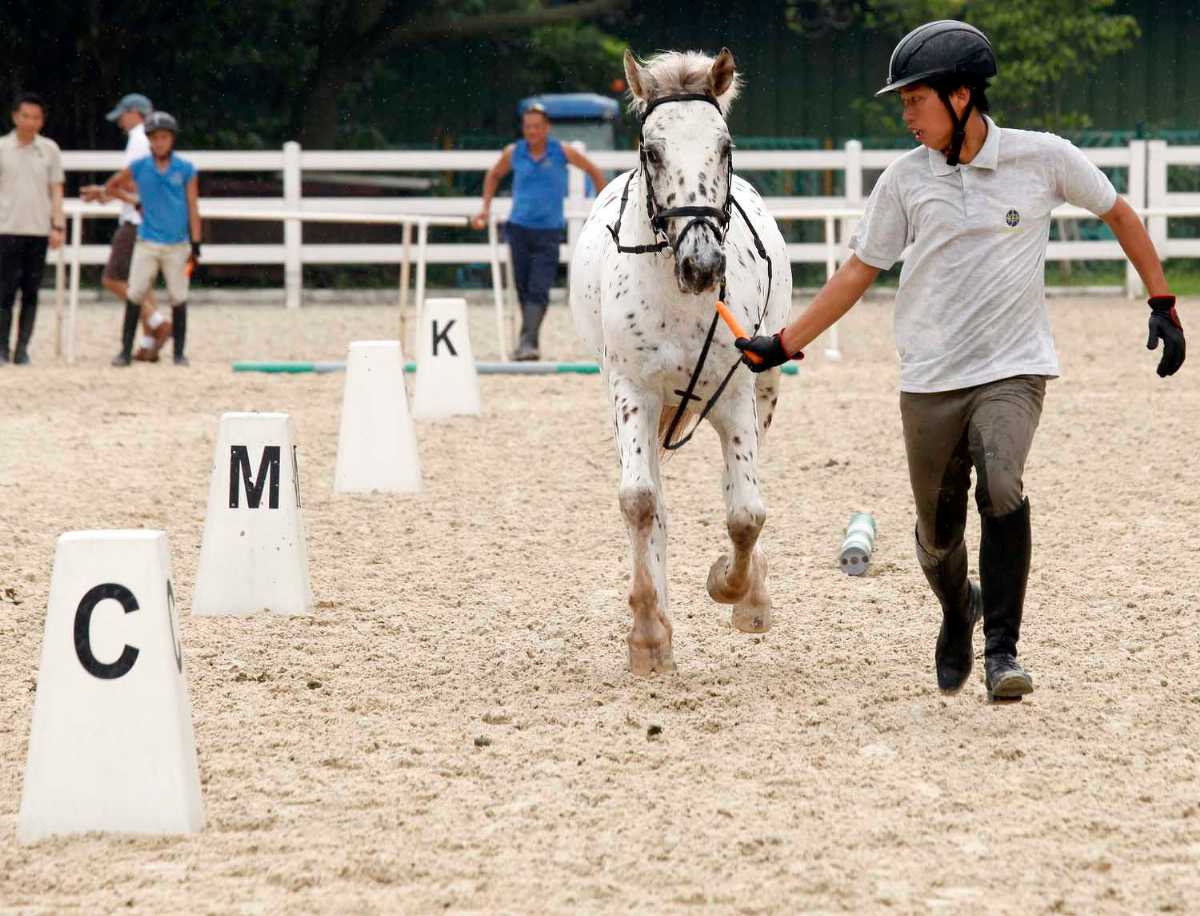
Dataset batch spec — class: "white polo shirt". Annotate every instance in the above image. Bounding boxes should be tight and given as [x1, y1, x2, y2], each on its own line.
[849, 116, 1118, 393]
[121, 122, 150, 225]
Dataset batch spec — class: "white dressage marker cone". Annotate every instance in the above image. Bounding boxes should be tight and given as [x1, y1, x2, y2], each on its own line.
[18, 530, 203, 842]
[334, 340, 422, 493]
[193, 412, 312, 616]
[413, 297, 481, 419]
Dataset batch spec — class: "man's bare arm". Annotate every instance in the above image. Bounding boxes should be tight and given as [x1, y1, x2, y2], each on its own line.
[564, 145, 608, 194]
[49, 183, 65, 249]
[103, 167, 136, 199]
[472, 146, 514, 229]
[186, 176, 201, 243]
[779, 255, 882, 354]
[1101, 196, 1171, 297]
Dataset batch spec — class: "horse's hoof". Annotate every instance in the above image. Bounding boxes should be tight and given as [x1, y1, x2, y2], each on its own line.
[706, 554, 751, 605]
[628, 639, 676, 676]
[732, 601, 771, 633]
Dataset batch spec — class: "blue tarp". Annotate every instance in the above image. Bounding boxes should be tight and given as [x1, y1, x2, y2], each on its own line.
[518, 93, 619, 122]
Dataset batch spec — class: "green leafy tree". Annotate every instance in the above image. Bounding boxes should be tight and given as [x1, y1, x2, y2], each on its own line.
[0, 0, 627, 150]
[787, 0, 1139, 137]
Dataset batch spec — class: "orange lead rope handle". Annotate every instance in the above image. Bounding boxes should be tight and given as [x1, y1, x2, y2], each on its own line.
[714, 300, 763, 364]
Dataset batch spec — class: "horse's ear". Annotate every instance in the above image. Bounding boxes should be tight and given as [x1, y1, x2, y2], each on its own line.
[708, 47, 737, 99]
[624, 49, 650, 101]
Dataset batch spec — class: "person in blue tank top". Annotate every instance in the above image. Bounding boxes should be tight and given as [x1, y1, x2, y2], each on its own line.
[473, 104, 606, 360]
[104, 111, 201, 367]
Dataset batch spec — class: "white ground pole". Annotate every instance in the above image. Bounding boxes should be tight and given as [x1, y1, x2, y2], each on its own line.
[59, 203, 468, 365]
[399, 221, 412, 347]
[54, 238, 66, 358]
[67, 211, 84, 364]
[486, 213, 509, 361]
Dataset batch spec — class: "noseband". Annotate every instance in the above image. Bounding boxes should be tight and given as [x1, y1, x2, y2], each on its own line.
[608, 93, 734, 256]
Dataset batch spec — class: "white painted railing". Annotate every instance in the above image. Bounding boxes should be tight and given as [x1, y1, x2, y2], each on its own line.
[51, 138, 1200, 312]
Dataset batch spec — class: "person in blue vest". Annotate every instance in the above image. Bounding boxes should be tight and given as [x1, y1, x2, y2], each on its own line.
[473, 103, 607, 360]
[104, 111, 201, 366]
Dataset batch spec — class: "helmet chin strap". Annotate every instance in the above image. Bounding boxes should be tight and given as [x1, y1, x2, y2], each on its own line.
[937, 89, 976, 167]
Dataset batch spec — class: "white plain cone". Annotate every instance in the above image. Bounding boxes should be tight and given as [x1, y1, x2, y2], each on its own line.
[193, 412, 313, 616]
[19, 530, 203, 843]
[413, 297, 481, 419]
[334, 340, 422, 493]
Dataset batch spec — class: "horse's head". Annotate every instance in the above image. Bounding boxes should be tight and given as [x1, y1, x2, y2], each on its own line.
[624, 48, 741, 296]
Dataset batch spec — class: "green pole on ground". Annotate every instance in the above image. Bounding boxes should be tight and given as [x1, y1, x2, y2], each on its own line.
[232, 360, 801, 376]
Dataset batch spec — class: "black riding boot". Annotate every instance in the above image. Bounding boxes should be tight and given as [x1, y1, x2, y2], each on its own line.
[112, 301, 140, 366]
[980, 497, 1034, 701]
[0, 302, 11, 364]
[13, 301, 37, 363]
[916, 532, 981, 692]
[172, 303, 188, 365]
[514, 303, 546, 361]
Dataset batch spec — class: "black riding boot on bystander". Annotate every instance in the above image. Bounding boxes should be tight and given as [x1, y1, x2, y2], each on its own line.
[172, 303, 188, 365]
[112, 300, 140, 366]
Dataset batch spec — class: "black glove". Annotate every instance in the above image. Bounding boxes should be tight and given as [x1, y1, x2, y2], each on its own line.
[190, 240, 202, 262]
[1147, 295, 1185, 377]
[734, 331, 804, 373]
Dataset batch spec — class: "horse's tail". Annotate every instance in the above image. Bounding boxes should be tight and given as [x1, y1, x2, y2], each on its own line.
[657, 407, 696, 461]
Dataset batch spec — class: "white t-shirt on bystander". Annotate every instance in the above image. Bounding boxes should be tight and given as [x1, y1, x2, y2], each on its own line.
[121, 122, 150, 226]
[849, 115, 1118, 393]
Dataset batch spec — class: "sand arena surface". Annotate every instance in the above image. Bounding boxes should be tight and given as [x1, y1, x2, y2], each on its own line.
[1, 295, 1198, 914]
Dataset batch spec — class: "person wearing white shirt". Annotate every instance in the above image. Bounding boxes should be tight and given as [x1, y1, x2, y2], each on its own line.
[736, 21, 1185, 702]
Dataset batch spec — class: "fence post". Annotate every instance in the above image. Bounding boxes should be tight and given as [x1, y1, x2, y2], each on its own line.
[283, 141, 302, 309]
[842, 140, 863, 252]
[566, 141, 587, 297]
[1126, 139, 1147, 298]
[1146, 140, 1168, 265]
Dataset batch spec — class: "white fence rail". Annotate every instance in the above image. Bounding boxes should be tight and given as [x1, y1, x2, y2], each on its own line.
[52, 138, 1200, 307]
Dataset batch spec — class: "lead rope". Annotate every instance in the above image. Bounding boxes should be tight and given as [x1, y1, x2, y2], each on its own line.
[661, 197, 773, 451]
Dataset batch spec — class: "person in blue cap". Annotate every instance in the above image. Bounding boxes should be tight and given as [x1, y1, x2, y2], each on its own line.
[473, 103, 607, 360]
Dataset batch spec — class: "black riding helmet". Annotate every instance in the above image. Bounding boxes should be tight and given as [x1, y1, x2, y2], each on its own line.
[144, 111, 178, 135]
[876, 20, 996, 167]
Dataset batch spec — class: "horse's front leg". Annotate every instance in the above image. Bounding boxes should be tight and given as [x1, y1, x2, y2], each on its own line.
[610, 374, 673, 675]
[706, 392, 772, 633]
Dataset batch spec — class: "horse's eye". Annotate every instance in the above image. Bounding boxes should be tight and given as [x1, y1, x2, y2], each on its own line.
[645, 148, 661, 166]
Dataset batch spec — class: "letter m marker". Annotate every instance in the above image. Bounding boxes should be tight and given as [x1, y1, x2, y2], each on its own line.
[229, 445, 281, 509]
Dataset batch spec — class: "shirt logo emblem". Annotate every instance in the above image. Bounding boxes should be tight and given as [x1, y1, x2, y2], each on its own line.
[1005, 209, 1021, 228]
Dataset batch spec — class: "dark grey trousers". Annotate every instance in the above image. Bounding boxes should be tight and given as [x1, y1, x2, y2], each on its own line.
[900, 374, 1046, 560]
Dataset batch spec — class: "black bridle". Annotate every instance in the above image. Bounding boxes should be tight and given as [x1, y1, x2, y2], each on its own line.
[605, 93, 774, 451]
[608, 93, 734, 257]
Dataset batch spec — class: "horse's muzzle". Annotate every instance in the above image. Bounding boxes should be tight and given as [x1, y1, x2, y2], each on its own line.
[676, 249, 726, 295]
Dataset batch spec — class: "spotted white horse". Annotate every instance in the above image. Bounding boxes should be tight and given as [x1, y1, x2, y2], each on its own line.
[570, 48, 791, 674]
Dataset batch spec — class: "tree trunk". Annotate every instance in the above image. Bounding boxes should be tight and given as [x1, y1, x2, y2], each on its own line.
[298, 69, 348, 149]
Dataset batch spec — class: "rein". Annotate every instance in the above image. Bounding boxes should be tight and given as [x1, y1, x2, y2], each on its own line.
[606, 93, 774, 451]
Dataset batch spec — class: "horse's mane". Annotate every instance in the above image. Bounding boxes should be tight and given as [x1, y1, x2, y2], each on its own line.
[626, 50, 742, 117]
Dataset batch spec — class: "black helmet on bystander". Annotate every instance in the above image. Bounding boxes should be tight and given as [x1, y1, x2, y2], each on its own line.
[144, 111, 178, 135]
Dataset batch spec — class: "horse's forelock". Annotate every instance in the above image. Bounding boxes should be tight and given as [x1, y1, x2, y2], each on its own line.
[626, 50, 742, 117]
